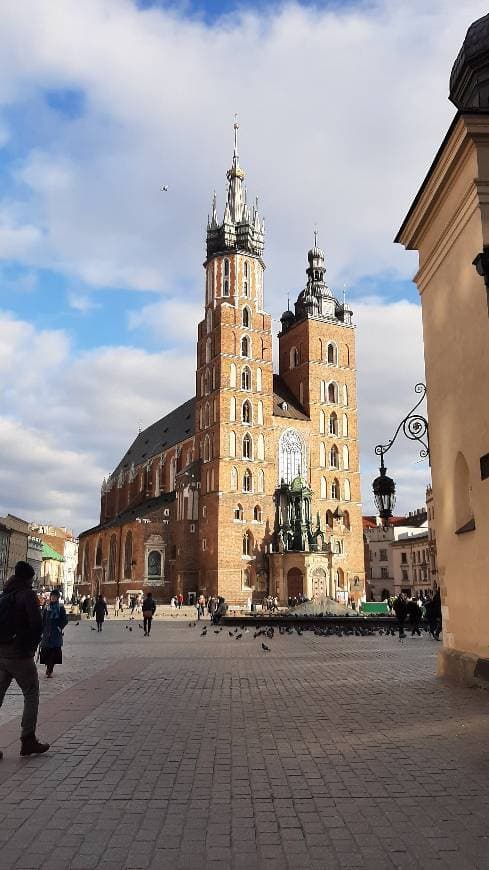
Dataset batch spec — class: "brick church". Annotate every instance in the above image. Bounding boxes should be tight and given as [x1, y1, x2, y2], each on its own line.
[77, 124, 365, 605]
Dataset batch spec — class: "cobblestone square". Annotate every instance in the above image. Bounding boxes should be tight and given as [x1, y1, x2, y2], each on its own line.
[0, 618, 488, 869]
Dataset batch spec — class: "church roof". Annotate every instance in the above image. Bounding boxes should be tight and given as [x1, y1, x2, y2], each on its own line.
[111, 397, 196, 479]
[272, 375, 309, 420]
[80, 492, 176, 537]
[110, 374, 308, 484]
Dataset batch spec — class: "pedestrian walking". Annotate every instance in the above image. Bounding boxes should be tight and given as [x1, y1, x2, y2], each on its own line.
[0, 561, 50, 756]
[114, 595, 120, 617]
[40, 589, 68, 677]
[407, 597, 422, 636]
[392, 593, 408, 639]
[93, 595, 108, 632]
[177, 593, 184, 609]
[142, 592, 156, 636]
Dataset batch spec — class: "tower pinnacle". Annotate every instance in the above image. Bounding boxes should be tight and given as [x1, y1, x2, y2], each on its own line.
[206, 120, 264, 260]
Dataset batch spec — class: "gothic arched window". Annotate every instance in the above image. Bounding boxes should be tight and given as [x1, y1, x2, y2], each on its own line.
[223, 258, 230, 296]
[229, 431, 236, 458]
[243, 260, 249, 297]
[243, 432, 253, 459]
[243, 469, 252, 492]
[290, 346, 299, 368]
[319, 410, 325, 434]
[256, 368, 262, 392]
[241, 366, 251, 391]
[257, 400, 263, 424]
[242, 400, 252, 424]
[253, 504, 262, 522]
[230, 363, 237, 388]
[95, 538, 102, 567]
[234, 503, 243, 521]
[331, 478, 340, 500]
[243, 530, 252, 555]
[206, 308, 212, 333]
[278, 428, 306, 484]
[327, 342, 337, 365]
[124, 532, 133, 579]
[330, 445, 339, 469]
[241, 335, 250, 357]
[342, 413, 348, 436]
[230, 396, 236, 421]
[107, 535, 117, 582]
[326, 510, 334, 528]
[242, 306, 250, 328]
[258, 469, 264, 493]
[329, 412, 338, 436]
[343, 445, 349, 470]
[343, 510, 351, 530]
[257, 433, 265, 461]
[231, 466, 238, 491]
[320, 477, 327, 499]
[328, 382, 338, 403]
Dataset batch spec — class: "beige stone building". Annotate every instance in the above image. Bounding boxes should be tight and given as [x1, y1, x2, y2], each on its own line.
[363, 511, 428, 599]
[78, 124, 365, 604]
[396, 14, 489, 684]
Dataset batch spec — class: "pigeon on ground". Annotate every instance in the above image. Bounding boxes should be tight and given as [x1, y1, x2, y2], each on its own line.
[138, 624, 143, 630]
[128, 627, 133, 632]
[74, 622, 79, 626]
[229, 631, 234, 637]
[188, 622, 192, 628]
[262, 643, 270, 652]
[201, 629, 207, 636]
[214, 630, 220, 634]
[235, 633, 242, 640]
[90, 627, 96, 631]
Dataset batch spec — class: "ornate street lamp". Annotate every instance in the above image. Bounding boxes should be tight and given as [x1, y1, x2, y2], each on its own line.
[373, 383, 429, 525]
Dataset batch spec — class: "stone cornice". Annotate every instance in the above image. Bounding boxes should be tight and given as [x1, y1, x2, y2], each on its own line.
[396, 114, 489, 292]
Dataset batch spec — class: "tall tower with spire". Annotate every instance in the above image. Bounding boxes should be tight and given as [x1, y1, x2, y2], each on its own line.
[196, 120, 274, 598]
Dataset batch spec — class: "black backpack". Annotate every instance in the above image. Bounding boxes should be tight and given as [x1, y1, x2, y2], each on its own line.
[0, 592, 18, 643]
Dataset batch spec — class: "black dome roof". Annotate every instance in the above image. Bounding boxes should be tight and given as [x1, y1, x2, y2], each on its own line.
[450, 13, 489, 110]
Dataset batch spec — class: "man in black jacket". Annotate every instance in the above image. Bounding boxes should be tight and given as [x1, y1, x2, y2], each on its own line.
[0, 561, 49, 757]
[392, 593, 408, 640]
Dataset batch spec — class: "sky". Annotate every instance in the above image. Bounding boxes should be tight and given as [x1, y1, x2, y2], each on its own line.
[0, 0, 486, 534]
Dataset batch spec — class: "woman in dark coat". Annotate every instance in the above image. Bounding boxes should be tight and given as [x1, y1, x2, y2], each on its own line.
[40, 589, 68, 677]
[93, 595, 108, 632]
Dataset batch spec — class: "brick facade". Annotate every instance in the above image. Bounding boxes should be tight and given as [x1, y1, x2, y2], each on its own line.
[77, 129, 365, 604]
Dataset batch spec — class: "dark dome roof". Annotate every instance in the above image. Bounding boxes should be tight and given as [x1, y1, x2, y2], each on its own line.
[450, 13, 489, 109]
[280, 308, 294, 322]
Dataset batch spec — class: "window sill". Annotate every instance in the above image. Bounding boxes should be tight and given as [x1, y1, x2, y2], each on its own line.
[455, 517, 476, 535]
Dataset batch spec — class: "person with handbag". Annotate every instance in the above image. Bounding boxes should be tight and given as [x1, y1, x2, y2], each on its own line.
[142, 592, 156, 637]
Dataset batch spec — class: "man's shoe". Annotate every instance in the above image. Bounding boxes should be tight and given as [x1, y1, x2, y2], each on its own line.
[20, 735, 50, 756]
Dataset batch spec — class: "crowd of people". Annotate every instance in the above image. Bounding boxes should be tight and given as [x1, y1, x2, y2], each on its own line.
[392, 589, 442, 640]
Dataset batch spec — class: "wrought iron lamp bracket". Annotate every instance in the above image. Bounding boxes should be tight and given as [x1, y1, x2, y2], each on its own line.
[374, 383, 429, 464]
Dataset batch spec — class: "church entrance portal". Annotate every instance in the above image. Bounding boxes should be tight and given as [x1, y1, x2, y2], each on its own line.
[287, 567, 303, 599]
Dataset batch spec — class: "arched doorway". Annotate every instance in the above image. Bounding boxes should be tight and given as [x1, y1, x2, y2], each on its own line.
[287, 567, 303, 599]
[311, 567, 327, 598]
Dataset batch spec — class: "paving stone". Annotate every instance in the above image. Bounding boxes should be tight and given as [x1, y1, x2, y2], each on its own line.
[0, 622, 488, 869]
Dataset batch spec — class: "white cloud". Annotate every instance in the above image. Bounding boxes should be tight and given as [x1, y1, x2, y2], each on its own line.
[0, 0, 485, 300]
[67, 291, 100, 313]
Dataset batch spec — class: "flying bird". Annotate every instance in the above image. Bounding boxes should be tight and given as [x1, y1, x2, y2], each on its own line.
[160, 185, 168, 192]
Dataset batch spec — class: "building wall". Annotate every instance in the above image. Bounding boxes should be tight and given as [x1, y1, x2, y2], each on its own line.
[397, 115, 489, 662]
[0, 514, 28, 579]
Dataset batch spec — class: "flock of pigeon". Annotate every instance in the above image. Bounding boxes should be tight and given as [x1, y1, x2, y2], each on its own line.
[190, 620, 409, 650]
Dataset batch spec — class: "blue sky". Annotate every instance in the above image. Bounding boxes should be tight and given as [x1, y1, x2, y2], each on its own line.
[0, 0, 486, 532]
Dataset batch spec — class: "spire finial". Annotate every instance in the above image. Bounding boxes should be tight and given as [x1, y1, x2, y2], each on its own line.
[314, 227, 318, 248]
[233, 113, 239, 160]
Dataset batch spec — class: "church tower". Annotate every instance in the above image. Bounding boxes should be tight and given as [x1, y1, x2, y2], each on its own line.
[195, 121, 274, 599]
[276, 238, 363, 600]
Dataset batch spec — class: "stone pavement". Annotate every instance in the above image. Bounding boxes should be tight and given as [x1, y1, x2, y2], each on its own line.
[0, 619, 488, 870]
